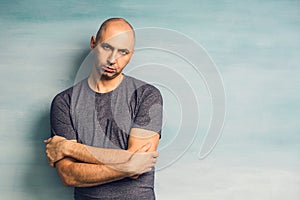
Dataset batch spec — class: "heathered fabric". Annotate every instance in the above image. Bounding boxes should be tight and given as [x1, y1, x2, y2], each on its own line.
[50, 75, 163, 200]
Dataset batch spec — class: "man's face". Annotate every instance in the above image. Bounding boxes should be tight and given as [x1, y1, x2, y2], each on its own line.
[93, 26, 135, 80]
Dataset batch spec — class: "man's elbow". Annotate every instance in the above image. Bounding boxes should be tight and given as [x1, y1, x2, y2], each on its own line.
[61, 178, 75, 187]
[56, 162, 78, 187]
[59, 174, 77, 187]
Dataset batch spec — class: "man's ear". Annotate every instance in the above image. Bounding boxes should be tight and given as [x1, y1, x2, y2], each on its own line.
[90, 36, 97, 49]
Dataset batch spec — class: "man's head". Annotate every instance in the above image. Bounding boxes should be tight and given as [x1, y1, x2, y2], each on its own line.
[90, 18, 135, 80]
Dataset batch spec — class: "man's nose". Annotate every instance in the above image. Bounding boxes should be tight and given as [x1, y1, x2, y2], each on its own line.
[107, 50, 118, 65]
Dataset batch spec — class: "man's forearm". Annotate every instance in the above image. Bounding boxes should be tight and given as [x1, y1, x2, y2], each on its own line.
[63, 141, 157, 175]
[46, 136, 157, 177]
[56, 157, 131, 187]
[63, 141, 132, 165]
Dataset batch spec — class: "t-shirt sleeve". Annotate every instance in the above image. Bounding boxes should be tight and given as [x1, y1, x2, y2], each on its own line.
[50, 91, 77, 140]
[132, 85, 163, 136]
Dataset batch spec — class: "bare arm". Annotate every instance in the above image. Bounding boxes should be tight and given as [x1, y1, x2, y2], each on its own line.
[127, 128, 160, 152]
[45, 136, 133, 167]
[52, 143, 156, 187]
[45, 128, 159, 187]
[45, 136, 158, 174]
[55, 157, 129, 187]
[127, 128, 160, 179]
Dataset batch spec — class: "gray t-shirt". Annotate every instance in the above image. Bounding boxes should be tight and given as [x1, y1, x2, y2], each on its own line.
[50, 75, 163, 200]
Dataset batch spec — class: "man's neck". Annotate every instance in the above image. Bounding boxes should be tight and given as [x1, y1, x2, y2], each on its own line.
[88, 73, 124, 93]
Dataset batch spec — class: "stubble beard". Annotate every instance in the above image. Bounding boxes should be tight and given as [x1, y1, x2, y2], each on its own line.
[96, 67, 121, 80]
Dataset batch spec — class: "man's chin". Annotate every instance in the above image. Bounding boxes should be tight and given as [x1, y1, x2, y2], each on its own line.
[100, 72, 120, 80]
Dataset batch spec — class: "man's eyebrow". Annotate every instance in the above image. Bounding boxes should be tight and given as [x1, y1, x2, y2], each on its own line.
[101, 42, 131, 52]
[118, 48, 130, 52]
[101, 42, 113, 48]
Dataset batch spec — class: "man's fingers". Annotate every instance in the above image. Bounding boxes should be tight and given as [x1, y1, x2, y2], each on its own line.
[43, 138, 52, 143]
[49, 161, 55, 167]
[152, 151, 159, 158]
[53, 135, 64, 140]
[131, 175, 139, 179]
[137, 142, 152, 152]
[153, 157, 157, 164]
[144, 167, 153, 173]
[45, 135, 66, 144]
[46, 156, 55, 167]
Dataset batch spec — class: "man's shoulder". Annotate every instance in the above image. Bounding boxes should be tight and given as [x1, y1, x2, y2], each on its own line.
[123, 75, 163, 107]
[124, 75, 161, 95]
[52, 79, 87, 105]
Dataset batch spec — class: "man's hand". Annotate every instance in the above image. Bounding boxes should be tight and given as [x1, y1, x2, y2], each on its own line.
[44, 135, 71, 167]
[108, 143, 158, 176]
[127, 143, 159, 176]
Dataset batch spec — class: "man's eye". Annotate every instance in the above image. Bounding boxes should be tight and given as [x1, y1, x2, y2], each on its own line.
[119, 50, 129, 55]
[101, 43, 111, 50]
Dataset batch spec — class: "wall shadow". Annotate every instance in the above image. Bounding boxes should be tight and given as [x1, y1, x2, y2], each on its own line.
[68, 48, 92, 85]
[22, 48, 90, 199]
[22, 109, 73, 199]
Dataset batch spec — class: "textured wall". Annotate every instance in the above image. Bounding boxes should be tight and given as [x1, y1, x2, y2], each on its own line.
[0, 0, 299, 199]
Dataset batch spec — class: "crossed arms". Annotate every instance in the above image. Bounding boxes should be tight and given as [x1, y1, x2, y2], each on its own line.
[44, 128, 160, 187]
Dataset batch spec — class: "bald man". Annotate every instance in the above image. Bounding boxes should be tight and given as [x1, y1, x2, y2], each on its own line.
[45, 18, 163, 199]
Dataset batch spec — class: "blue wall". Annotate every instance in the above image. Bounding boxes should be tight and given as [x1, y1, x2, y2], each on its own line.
[0, 1, 299, 199]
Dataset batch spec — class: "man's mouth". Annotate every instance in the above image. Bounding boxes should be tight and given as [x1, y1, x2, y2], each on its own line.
[102, 66, 116, 73]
